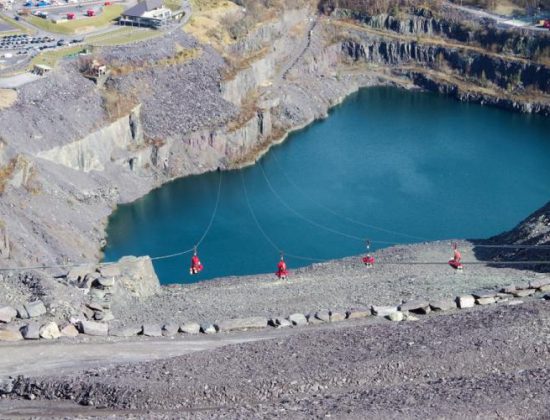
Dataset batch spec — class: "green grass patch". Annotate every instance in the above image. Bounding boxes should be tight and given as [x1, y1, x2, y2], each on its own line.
[30, 44, 86, 67]
[0, 14, 34, 34]
[25, 5, 123, 34]
[165, 0, 183, 12]
[87, 27, 161, 46]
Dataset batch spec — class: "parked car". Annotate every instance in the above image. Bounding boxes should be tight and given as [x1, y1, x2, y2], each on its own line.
[23, 1, 32, 7]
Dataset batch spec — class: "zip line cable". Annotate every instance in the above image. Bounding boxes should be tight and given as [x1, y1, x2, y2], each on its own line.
[270, 153, 432, 243]
[1, 167, 550, 272]
[270, 154, 550, 251]
[0, 171, 224, 271]
[241, 172, 326, 263]
[258, 161, 400, 245]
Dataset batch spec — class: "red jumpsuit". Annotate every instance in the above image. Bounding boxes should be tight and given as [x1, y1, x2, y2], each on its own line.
[362, 254, 375, 267]
[448, 249, 462, 269]
[190, 254, 203, 275]
[276, 260, 288, 279]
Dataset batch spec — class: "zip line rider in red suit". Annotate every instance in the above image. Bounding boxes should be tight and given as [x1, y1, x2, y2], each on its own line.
[276, 254, 288, 280]
[448, 243, 463, 270]
[190, 248, 203, 275]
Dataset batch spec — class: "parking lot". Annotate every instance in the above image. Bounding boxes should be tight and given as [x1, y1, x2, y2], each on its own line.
[0, 33, 83, 54]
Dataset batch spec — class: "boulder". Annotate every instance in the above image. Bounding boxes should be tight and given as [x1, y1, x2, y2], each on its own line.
[274, 318, 292, 328]
[87, 301, 104, 312]
[15, 305, 29, 320]
[403, 312, 419, 321]
[60, 324, 79, 338]
[66, 264, 96, 285]
[330, 312, 346, 322]
[314, 310, 331, 323]
[288, 313, 307, 326]
[20, 323, 40, 340]
[387, 312, 404, 322]
[0, 306, 17, 323]
[79, 320, 108, 336]
[97, 277, 115, 288]
[508, 300, 524, 306]
[142, 324, 162, 337]
[513, 289, 535, 297]
[180, 322, 200, 334]
[472, 290, 498, 299]
[39, 322, 61, 340]
[110, 325, 142, 337]
[200, 323, 217, 334]
[543, 294, 550, 301]
[0, 378, 14, 394]
[500, 285, 516, 294]
[371, 306, 398, 317]
[476, 297, 496, 305]
[456, 295, 475, 309]
[0, 327, 23, 341]
[539, 285, 550, 292]
[429, 299, 456, 311]
[516, 282, 530, 290]
[215, 317, 268, 332]
[99, 264, 121, 278]
[306, 314, 324, 325]
[346, 309, 371, 319]
[101, 311, 115, 322]
[162, 323, 179, 337]
[24, 300, 47, 318]
[114, 256, 160, 299]
[398, 300, 430, 314]
[529, 278, 550, 289]
[89, 289, 106, 301]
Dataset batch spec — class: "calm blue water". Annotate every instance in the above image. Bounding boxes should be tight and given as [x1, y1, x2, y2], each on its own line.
[103, 87, 550, 284]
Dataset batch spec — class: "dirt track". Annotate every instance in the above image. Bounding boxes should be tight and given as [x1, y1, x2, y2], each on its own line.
[2, 298, 550, 419]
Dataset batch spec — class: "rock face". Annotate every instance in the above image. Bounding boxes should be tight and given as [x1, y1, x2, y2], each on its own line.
[0, 306, 17, 323]
[215, 317, 268, 332]
[79, 320, 108, 336]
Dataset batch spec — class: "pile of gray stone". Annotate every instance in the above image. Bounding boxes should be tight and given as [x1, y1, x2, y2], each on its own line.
[0, 299, 79, 341]
[1, 277, 549, 342]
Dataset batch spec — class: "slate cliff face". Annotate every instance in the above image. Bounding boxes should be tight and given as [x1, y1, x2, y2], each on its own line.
[341, 38, 550, 93]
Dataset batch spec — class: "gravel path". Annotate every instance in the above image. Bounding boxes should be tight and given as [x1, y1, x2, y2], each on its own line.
[110, 240, 548, 327]
[4, 298, 550, 418]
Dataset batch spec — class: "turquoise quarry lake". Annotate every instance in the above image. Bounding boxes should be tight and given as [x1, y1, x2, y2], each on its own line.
[103, 87, 550, 284]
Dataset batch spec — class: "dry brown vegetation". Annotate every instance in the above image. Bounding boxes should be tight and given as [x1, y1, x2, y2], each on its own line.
[0, 89, 17, 110]
[0, 158, 16, 195]
[101, 88, 139, 122]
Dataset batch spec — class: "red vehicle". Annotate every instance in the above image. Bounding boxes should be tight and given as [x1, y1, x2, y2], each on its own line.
[104, 1, 111, 5]
[67, 12, 75, 19]
[544, 20, 550, 30]
[86, 9, 95, 16]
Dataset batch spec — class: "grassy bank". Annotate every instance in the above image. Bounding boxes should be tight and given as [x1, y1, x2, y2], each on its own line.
[25, 5, 123, 35]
